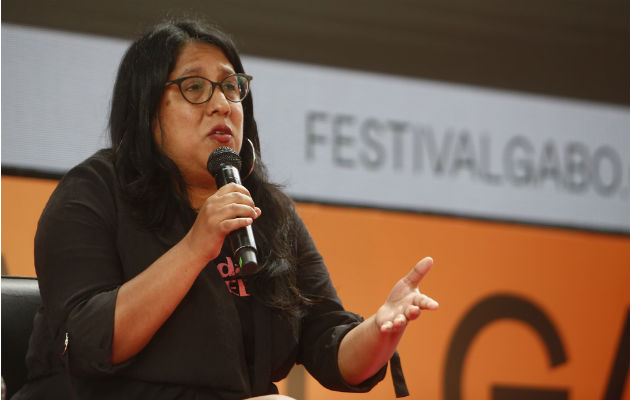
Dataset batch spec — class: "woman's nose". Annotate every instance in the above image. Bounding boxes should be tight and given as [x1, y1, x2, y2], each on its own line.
[205, 87, 231, 115]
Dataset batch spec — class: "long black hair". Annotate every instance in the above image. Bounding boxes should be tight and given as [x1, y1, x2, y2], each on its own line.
[109, 19, 308, 317]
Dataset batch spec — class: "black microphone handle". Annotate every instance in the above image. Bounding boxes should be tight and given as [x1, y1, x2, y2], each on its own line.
[215, 165, 258, 275]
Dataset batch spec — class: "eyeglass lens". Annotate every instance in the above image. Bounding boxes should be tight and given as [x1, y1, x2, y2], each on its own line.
[180, 75, 249, 103]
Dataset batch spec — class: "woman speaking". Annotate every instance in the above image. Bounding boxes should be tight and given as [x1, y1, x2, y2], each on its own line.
[13, 18, 438, 400]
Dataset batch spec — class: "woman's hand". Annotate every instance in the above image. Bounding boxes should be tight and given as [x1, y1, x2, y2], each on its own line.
[375, 257, 439, 333]
[184, 182, 261, 264]
[112, 182, 261, 364]
[338, 256, 438, 385]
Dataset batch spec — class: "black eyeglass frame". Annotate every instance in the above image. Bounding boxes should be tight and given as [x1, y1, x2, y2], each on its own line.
[164, 73, 253, 104]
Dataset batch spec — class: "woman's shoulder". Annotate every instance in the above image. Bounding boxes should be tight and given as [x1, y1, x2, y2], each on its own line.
[63, 148, 115, 181]
[52, 149, 117, 193]
[42, 149, 118, 217]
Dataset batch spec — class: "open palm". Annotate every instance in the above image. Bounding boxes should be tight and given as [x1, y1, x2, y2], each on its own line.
[375, 257, 439, 333]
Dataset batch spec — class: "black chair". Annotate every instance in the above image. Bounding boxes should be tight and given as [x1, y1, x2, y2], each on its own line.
[1, 276, 41, 399]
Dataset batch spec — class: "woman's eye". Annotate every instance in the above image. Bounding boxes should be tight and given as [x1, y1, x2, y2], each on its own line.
[184, 80, 205, 91]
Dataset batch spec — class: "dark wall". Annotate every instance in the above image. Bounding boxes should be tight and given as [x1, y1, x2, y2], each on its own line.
[3, 0, 629, 105]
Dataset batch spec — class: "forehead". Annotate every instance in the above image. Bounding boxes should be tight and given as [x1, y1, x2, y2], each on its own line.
[171, 41, 235, 77]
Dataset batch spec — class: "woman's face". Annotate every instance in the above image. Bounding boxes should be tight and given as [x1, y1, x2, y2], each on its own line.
[154, 41, 244, 188]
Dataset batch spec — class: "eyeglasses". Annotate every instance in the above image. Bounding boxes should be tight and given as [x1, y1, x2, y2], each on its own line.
[165, 73, 253, 104]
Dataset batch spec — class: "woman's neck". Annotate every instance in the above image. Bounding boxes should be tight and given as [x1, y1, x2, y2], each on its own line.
[186, 183, 217, 211]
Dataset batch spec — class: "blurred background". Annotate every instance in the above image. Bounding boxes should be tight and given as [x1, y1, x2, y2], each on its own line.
[2, 1, 629, 399]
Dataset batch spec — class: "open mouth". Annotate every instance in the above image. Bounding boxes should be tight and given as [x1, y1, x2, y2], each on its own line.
[209, 126, 233, 143]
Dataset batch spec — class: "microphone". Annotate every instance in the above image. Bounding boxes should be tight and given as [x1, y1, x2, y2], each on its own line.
[207, 147, 258, 275]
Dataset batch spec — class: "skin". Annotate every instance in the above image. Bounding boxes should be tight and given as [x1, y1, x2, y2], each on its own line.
[337, 257, 438, 385]
[110, 41, 438, 396]
[153, 41, 246, 209]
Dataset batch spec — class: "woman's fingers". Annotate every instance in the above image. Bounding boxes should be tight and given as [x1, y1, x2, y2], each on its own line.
[381, 303, 425, 331]
[405, 305, 421, 321]
[215, 182, 253, 200]
[218, 217, 255, 234]
[413, 291, 439, 310]
[380, 320, 394, 332]
[209, 186, 256, 208]
[375, 257, 439, 334]
[200, 184, 261, 224]
[223, 203, 259, 219]
[380, 294, 437, 332]
[187, 183, 261, 262]
[216, 181, 252, 194]
[380, 313, 408, 332]
[403, 257, 433, 288]
[394, 314, 407, 328]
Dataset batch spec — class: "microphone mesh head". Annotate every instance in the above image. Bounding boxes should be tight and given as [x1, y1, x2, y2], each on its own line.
[207, 147, 242, 177]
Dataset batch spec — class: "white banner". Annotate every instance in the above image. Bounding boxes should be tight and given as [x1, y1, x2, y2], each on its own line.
[2, 24, 629, 232]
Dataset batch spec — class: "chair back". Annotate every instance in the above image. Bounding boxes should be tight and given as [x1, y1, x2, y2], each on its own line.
[1, 276, 41, 399]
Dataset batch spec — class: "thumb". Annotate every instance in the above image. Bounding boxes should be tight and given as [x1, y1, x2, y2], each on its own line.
[403, 257, 433, 288]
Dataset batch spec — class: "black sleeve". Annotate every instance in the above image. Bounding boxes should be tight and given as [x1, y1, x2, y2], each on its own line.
[34, 157, 130, 377]
[293, 215, 387, 393]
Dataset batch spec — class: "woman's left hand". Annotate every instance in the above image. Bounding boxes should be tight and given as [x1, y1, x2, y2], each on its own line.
[338, 256, 439, 384]
[375, 257, 439, 333]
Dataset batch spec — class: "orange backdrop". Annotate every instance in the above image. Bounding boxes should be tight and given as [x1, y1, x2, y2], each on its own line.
[2, 175, 629, 399]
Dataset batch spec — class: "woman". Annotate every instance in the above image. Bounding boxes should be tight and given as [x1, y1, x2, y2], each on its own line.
[14, 19, 438, 400]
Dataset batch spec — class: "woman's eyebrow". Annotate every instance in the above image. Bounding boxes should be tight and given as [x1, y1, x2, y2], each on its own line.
[179, 65, 236, 77]
[218, 65, 236, 75]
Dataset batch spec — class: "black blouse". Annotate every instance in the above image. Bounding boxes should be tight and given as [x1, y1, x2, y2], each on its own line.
[13, 149, 402, 400]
